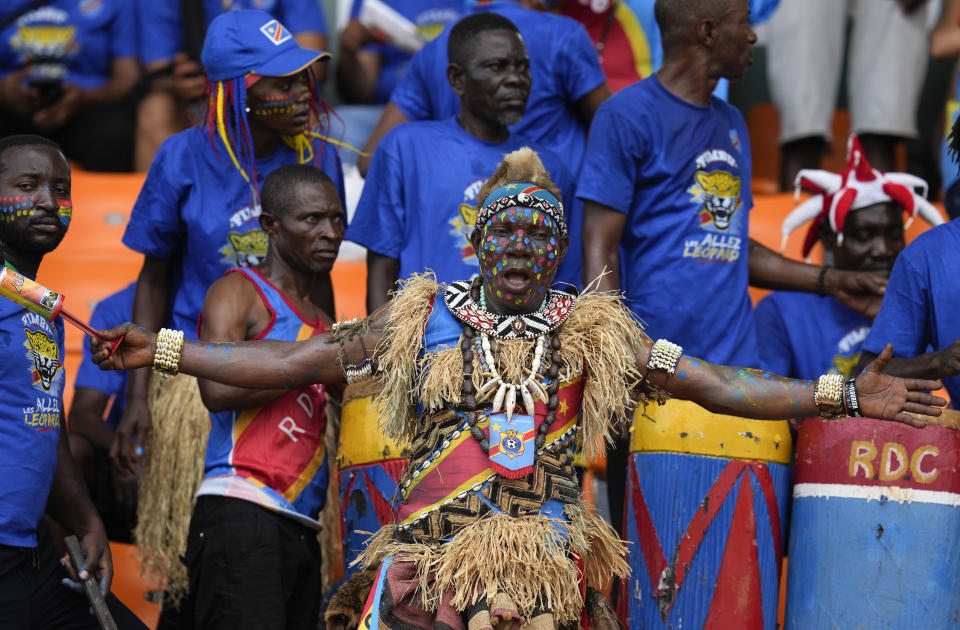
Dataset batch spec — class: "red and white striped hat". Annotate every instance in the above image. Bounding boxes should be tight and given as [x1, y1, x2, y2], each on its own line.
[781, 134, 944, 259]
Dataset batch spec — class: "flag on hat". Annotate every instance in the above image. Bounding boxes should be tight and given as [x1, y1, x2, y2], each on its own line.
[781, 135, 944, 259]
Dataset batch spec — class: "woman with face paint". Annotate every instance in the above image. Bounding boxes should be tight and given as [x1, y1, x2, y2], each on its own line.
[92, 148, 946, 630]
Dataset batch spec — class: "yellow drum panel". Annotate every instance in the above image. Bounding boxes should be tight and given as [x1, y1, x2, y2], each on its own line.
[630, 399, 792, 464]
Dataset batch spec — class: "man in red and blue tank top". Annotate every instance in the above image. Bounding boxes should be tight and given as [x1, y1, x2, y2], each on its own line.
[180, 164, 345, 630]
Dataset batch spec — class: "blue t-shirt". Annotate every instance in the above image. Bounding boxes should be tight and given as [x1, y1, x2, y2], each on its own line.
[346, 116, 581, 288]
[123, 126, 344, 338]
[390, 1, 605, 172]
[0, 281, 65, 547]
[0, 0, 138, 88]
[863, 219, 960, 405]
[755, 291, 872, 380]
[139, 0, 329, 66]
[349, 0, 463, 104]
[73, 283, 135, 429]
[577, 76, 756, 366]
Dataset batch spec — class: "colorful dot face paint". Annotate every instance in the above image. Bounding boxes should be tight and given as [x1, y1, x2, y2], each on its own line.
[477, 204, 564, 311]
[0, 195, 36, 223]
[250, 76, 307, 117]
[251, 90, 298, 116]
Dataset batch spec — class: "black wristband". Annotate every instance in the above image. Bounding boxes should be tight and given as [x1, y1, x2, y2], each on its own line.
[816, 266, 830, 297]
[844, 378, 862, 417]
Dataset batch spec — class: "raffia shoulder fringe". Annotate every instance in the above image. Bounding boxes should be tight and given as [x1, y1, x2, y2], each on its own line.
[374, 273, 443, 440]
[360, 505, 628, 625]
[415, 289, 651, 459]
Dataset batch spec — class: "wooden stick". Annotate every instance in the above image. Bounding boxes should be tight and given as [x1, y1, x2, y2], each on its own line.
[63, 535, 119, 630]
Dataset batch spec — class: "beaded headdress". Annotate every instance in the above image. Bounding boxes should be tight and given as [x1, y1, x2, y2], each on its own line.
[781, 134, 943, 259]
[474, 147, 567, 235]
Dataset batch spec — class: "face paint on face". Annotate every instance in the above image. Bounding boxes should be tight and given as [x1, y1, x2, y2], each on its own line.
[476, 205, 563, 312]
[0, 195, 37, 223]
[250, 90, 299, 116]
[56, 199, 71, 227]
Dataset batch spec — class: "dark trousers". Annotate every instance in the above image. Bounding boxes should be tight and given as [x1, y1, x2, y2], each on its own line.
[0, 519, 147, 630]
[158, 495, 324, 630]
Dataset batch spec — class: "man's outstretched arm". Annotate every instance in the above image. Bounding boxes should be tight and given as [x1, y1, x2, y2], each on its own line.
[92, 305, 389, 390]
[638, 338, 945, 426]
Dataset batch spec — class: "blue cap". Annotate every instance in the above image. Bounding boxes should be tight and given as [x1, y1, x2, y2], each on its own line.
[201, 10, 331, 81]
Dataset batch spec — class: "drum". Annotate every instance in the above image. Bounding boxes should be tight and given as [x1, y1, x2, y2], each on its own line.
[337, 382, 407, 576]
[623, 399, 792, 629]
[786, 414, 960, 628]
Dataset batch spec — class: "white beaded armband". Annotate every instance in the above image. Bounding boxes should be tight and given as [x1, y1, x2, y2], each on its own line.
[814, 373, 846, 419]
[153, 328, 184, 377]
[647, 339, 683, 376]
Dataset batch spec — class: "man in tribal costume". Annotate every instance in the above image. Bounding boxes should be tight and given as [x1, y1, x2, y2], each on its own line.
[90, 149, 946, 630]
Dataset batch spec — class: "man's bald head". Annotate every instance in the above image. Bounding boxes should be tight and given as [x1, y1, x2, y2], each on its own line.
[655, 0, 735, 48]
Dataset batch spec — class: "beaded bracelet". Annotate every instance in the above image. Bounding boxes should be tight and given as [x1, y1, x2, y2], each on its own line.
[814, 373, 845, 419]
[816, 266, 830, 297]
[647, 339, 683, 376]
[344, 358, 374, 384]
[844, 378, 863, 417]
[153, 328, 184, 377]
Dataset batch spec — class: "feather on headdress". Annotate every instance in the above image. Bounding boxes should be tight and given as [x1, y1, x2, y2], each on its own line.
[781, 134, 944, 259]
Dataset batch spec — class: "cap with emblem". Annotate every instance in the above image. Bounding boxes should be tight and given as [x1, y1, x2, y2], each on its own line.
[201, 9, 331, 81]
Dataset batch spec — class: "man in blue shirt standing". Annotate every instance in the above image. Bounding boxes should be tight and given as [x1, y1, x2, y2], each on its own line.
[0, 135, 144, 628]
[578, 0, 896, 537]
[348, 12, 581, 312]
[355, 0, 609, 176]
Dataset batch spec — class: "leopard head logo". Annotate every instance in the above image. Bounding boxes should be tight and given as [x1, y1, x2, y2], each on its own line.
[11, 25, 78, 60]
[24, 328, 60, 391]
[227, 229, 269, 267]
[695, 170, 741, 230]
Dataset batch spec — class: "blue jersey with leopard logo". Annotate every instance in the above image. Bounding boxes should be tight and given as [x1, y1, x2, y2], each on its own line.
[577, 75, 756, 366]
[0, 278, 65, 547]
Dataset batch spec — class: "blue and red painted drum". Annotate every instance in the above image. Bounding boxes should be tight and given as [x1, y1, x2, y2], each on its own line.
[337, 383, 407, 576]
[623, 399, 792, 629]
[786, 413, 960, 628]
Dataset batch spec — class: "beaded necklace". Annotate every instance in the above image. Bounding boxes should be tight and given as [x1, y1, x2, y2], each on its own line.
[458, 276, 564, 453]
